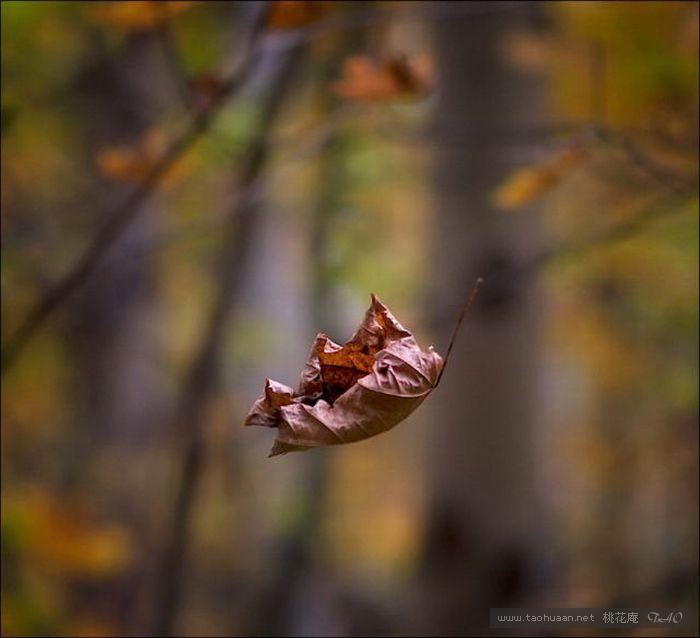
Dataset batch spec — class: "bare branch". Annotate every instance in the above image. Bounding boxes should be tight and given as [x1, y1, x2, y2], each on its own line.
[4, 0, 693, 373]
[151, 40, 306, 638]
[1, 4, 269, 372]
[591, 126, 698, 196]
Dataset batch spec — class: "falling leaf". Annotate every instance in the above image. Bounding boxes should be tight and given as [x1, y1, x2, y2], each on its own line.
[245, 294, 444, 457]
[96, 128, 187, 186]
[333, 54, 434, 102]
[264, 1, 327, 30]
[493, 147, 587, 210]
[88, 1, 196, 33]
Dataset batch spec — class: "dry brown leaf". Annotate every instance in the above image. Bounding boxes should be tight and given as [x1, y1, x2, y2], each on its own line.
[88, 1, 196, 32]
[333, 54, 434, 102]
[264, 1, 327, 30]
[493, 147, 587, 210]
[245, 294, 444, 457]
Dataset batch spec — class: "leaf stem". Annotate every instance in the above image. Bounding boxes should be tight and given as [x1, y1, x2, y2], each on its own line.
[435, 277, 483, 387]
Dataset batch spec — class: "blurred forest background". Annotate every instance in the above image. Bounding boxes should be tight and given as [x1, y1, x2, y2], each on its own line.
[1, 1, 698, 637]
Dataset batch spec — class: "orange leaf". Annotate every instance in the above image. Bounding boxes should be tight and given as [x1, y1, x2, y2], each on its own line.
[96, 128, 187, 187]
[245, 294, 444, 456]
[264, 1, 327, 30]
[493, 147, 587, 210]
[88, 1, 196, 32]
[333, 54, 434, 102]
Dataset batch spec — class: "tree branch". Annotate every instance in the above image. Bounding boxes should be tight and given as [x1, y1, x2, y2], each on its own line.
[4, 0, 693, 374]
[0, 1, 578, 374]
[591, 126, 698, 197]
[436, 189, 695, 348]
[151, 40, 306, 638]
[1, 4, 269, 373]
[523, 191, 694, 276]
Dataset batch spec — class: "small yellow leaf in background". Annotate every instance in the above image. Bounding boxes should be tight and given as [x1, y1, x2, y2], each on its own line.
[333, 54, 434, 103]
[96, 128, 187, 187]
[3, 488, 132, 577]
[493, 147, 587, 210]
[264, 1, 327, 31]
[88, 1, 196, 33]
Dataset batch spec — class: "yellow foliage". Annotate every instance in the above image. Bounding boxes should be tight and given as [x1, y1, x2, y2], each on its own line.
[3, 487, 132, 578]
[96, 128, 188, 187]
[322, 443, 422, 577]
[1, 332, 69, 435]
[88, 1, 196, 33]
[494, 147, 587, 210]
[556, 297, 650, 393]
[547, 1, 698, 128]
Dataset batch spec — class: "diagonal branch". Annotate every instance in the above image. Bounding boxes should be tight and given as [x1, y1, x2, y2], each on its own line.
[151, 40, 306, 638]
[0, 1, 536, 373]
[439, 190, 694, 362]
[591, 126, 698, 197]
[1, 4, 269, 373]
[523, 191, 695, 276]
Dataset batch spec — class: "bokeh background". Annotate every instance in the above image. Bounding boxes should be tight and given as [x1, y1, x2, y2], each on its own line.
[2, 2, 698, 636]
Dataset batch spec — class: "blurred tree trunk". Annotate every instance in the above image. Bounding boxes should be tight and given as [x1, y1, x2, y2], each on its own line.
[69, 32, 172, 631]
[152, 33, 306, 637]
[417, 2, 546, 635]
[73, 33, 170, 450]
[250, 26, 358, 637]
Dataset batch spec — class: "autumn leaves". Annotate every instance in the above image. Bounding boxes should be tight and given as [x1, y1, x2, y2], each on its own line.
[95, 1, 435, 187]
[333, 54, 433, 103]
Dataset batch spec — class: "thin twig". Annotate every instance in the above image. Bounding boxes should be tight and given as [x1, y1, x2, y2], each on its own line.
[592, 126, 697, 196]
[434, 188, 694, 350]
[523, 191, 694, 276]
[2, 113, 214, 371]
